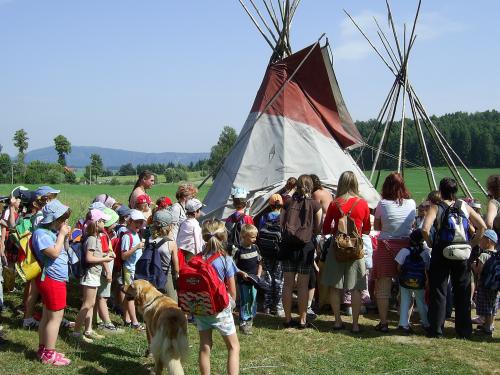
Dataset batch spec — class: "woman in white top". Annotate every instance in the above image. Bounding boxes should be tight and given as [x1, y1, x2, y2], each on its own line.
[373, 172, 415, 333]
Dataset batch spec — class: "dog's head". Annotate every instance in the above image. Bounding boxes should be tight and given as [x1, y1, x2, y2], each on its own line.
[122, 279, 155, 306]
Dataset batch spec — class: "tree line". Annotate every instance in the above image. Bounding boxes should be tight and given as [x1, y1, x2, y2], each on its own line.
[353, 110, 499, 170]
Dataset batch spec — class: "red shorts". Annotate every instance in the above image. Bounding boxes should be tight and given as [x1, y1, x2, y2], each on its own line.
[36, 275, 67, 311]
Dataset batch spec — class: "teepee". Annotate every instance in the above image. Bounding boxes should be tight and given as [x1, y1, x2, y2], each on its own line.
[202, 0, 381, 219]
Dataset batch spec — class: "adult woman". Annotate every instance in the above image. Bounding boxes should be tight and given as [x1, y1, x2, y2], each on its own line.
[372, 172, 415, 333]
[280, 175, 322, 329]
[485, 175, 500, 249]
[422, 177, 486, 338]
[128, 170, 155, 211]
[322, 171, 371, 332]
[170, 183, 198, 241]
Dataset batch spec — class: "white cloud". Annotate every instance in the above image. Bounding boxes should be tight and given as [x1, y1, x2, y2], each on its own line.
[334, 9, 465, 62]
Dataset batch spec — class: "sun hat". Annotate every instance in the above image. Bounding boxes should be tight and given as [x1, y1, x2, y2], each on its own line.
[156, 196, 173, 209]
[35, 186, 60, 198]
[40, 199, 70, 224]
[268, 194, 283, 207]
[153, 208, 177, 227]
[136, 194, 152, 205]
[89, 209, 111, 222]
[483, 229, 498, 244]
[89, 202, 107, 211]
[185, 198, 204, 213]
[129, 209, 146, 222]
[93, 194, 116, 209]
[231, 187, 249, 199]
[103, 208, 119, 227]
[11, 186, 29, 198]
[116, 205, 131, 217]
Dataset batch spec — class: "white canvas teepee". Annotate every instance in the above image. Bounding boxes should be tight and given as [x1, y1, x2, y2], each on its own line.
[202, 2, 380, 219]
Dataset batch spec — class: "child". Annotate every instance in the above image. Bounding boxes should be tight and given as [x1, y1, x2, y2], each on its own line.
[120, 209, 146, 329]
[395, 228, 431, 334]
[96, 208, 122, 333]
[234, 224, 262, 335]
[258, 194, 284, 317]
[194, 219, 239, 375]
[151, 209, 180, 300]
[225, 187, 253, 255]
[31, 200, 72, 366]
[177, 198, 204, 267]
[471, 229, 498, 336]
[135, 194, 152, 222]
[72, 209, 114, 343]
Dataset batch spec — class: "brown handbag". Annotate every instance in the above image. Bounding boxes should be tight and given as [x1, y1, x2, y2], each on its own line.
[332, 198, 365, 262]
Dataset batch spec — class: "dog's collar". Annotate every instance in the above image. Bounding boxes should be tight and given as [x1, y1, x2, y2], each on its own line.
[143, 295, 164, 310]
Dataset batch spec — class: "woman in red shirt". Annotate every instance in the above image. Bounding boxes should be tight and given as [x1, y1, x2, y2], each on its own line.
[321, 171, 371, 333]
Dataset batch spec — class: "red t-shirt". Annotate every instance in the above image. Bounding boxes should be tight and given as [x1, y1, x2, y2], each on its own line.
[322, 197, 371, 235]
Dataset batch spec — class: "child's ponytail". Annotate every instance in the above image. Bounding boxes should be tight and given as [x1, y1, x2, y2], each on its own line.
[202, 219, 228, 256]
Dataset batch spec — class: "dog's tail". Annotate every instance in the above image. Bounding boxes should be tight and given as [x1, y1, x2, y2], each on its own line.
[152, 310, 189, 375]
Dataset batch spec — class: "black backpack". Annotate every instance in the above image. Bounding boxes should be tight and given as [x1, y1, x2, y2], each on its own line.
[257, 215, 282, 259]
[480, 251, 500, 291]
[399, 246, 426, 289]
[134, 238, 167, 290]
[225, 212, 245, 256]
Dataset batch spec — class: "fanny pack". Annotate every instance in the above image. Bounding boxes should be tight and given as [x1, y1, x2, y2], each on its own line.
[442, 243, 471, 261]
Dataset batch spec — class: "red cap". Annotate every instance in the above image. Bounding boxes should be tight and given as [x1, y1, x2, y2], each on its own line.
[136, 194, 152, 205]
[157, 196, 173, 208]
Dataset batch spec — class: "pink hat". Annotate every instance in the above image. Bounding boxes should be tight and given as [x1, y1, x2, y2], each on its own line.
[89, 208, 111, 222]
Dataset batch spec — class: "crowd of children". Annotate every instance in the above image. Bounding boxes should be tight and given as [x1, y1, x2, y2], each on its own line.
[0, 171, 498, 372]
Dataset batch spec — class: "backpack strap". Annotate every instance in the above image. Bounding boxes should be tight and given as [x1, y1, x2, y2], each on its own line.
[347, 198, 361, 216]
[152, 238, 167, 250]
[334, 198, 360, 216]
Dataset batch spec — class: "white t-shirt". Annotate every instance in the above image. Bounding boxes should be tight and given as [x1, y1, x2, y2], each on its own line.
[170, 202, 186, 241]
[176, 217, 203, 255]
[375, 199, 416, 240]
[395, 246, 431, 270]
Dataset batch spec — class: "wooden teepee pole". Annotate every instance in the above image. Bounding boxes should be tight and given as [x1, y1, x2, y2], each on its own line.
[248, 0, 279, 44]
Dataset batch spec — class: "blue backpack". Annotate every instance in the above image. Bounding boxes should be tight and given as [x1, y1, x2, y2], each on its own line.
[435, 200, 470, 245]
[480, 251, 500, 291]
[399, 246, 426, 289]
[134, 238, 167, 290]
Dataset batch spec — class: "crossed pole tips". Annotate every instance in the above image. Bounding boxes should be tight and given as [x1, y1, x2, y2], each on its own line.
[345, 0, 487, 198]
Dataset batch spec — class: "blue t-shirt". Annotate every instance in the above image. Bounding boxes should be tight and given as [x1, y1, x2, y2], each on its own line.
[258, 211, 280, 229]
[31, 228, 69, 282]
[204, 252, 237, 282]
[121, 230, 142, 272]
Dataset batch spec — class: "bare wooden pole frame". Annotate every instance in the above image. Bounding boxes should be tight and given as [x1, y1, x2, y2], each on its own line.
[238, 0, 278, 52]
[262, 0, 280, 34]
[248, 0, 279, 44]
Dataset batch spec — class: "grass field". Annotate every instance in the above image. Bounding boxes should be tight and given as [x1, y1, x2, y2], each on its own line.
[0, 167, 499, 374]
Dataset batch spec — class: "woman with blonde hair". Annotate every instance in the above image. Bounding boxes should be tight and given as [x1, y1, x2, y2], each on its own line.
[194, 219, 240, 375]
[170, 183, 198, 241]
[280, 174, 322, 329]
[322, 171, 371, 333]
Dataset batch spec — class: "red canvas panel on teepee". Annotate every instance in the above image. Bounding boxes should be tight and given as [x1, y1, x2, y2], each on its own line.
[251, 44, 363, 149]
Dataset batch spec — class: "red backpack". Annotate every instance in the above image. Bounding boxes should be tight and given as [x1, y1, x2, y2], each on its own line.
[178, 253, 229, 316]
[112, 230, 132, 274]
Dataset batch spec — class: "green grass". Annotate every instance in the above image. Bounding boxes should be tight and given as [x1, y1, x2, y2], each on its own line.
[1, 286, 498, 375]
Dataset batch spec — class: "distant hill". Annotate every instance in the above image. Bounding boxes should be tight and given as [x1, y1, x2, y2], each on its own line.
[25, 146, 209, 168]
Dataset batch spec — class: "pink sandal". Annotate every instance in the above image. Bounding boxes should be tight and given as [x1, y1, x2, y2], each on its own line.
[40, 350, 71, 366]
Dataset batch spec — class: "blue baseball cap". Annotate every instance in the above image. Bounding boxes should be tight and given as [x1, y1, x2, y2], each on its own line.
[483, 229, 498, 244]
[116, 205, 131, 217]
[40, 199, 70, 224]
[35, 186, 60, 198]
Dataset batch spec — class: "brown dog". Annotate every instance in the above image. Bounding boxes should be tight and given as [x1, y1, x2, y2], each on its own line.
[123, 280, 188, 375]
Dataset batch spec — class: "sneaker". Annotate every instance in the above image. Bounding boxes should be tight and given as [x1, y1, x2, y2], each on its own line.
[472, 316, 485, 325]
[84, 330, 105, 340]
[307, 307, 317, 321]
[71, 332, 94, 343]
[130, 323, 145, 331]
[40, 350, 71, 366]
[239, 322, 252, 335]
[263, 308, 271, 315]
[60, 318, 75, 329]
[23, 317, 39, 329]
[276, 309, 285, 318]
[98, 322, 124, 334]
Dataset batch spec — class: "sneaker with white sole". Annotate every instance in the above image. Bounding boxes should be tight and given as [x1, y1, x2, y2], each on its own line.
[98, 322, 124, 334]
[307, 307, 317, 321]
[22, 317, 40, 329]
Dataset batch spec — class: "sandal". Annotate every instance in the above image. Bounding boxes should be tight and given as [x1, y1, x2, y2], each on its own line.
[283, 320, 299, 329]
[375, 322, 389, 333]
[131, 323, 145, 331]
[333, 323, 345, 331]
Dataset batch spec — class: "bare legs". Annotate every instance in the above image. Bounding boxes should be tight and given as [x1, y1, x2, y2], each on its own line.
[199, 330, 240, 375]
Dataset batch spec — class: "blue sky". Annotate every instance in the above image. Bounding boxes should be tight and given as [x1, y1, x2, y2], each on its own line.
[1, 0, 499, 155]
